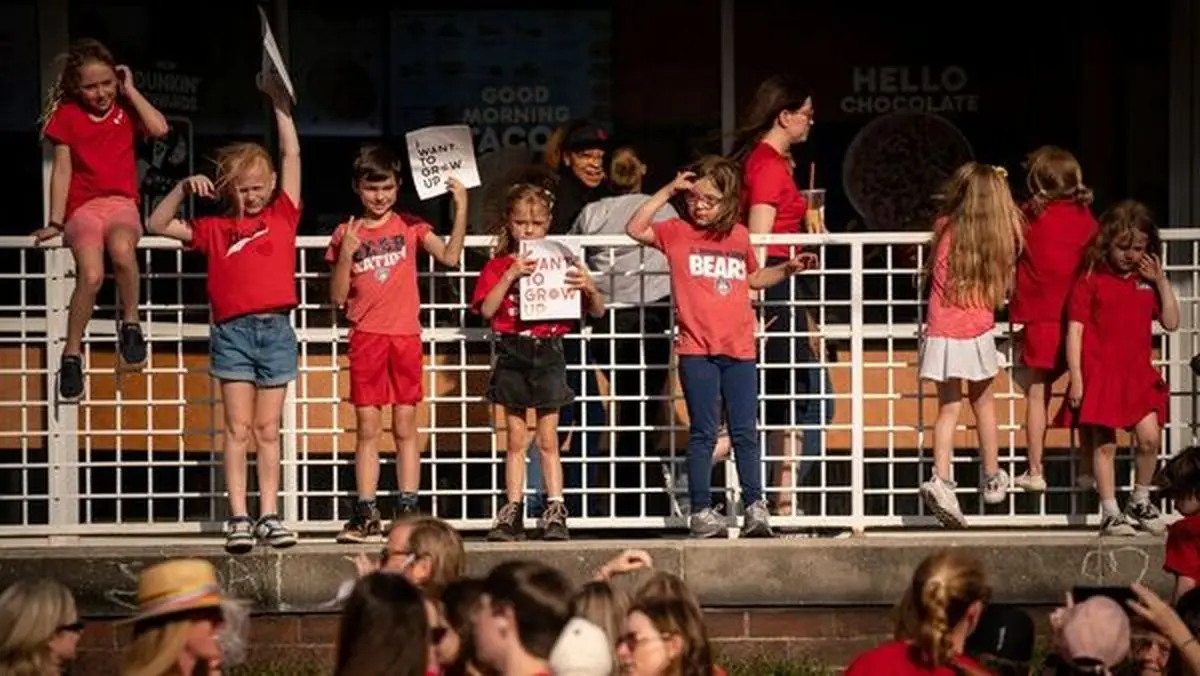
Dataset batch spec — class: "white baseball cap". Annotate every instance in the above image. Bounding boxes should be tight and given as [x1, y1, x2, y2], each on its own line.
[549, 617, 613, 676]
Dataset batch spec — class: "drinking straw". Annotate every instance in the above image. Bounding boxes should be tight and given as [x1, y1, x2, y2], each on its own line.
[808, 162, 816, 191]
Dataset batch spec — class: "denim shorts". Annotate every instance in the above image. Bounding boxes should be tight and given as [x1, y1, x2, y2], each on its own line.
[486, 334, 574, 411]
[209, 313, 298, 387]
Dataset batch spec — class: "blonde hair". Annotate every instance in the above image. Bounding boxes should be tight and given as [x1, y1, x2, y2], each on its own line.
[38, 38, 117, 136]
[570, 581, 631, 660]
[0, 579, 76, 676]
[1025, 146, 1093, 216]
[212, 143, 275, 205]
[636, 571, 700, 608]
[490, 183, 555, 255]
[1087, 200, 1162, 272]
[902, 550, 990, 669]
[609, 147, 643, 195]
[403, 516, 466, 598]
[120, 617, 191, 676]
[925, 162, 1025, 309]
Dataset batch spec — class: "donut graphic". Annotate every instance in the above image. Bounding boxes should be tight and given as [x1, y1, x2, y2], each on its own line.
[842, 112, 974, 233]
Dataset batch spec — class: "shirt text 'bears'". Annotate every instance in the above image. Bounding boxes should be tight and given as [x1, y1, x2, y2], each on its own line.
[688, 247, 748, 297]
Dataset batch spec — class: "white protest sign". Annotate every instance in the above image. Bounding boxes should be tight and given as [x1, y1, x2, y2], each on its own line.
[258, 6, 296, 102]
[405, 125, 482, 200]
[519, 239, 585, 322]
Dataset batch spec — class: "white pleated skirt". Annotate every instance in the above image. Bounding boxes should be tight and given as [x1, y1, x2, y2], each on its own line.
[919, 333, 999, 383]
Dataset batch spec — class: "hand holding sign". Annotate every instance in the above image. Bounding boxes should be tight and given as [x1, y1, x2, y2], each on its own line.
[405, 125, 482, 200]
[519, 239, 585, 321]
[564, 258, 597, 295]
[258, 6, 296, 103]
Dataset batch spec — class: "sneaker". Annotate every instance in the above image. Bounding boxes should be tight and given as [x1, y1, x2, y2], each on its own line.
[224, 516, 255, 554]
[1100, 512, 1138, 537]
[742, 499, 774, 538]
[981, 470, 1011, 505]
[920, 477, 967, 529]
[254, 513, 299, 549]
[58, 355, 84, 402]
[541, 501, 569, 541]
[337, 502, 382, 544]
[394, 496, 420, 521]
[689, 506, 728, 539]
[1014, 472, 1047, 493]
[117, 322, 147, 370]
[487, 502, 525, 542]
[1125, 500, 1167, 536]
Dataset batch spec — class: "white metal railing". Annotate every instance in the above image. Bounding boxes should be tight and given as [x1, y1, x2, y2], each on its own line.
[0, 231, 1196, 541]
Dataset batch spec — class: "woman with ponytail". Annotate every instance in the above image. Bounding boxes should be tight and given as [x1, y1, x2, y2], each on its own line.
[847, 550, 991, 675]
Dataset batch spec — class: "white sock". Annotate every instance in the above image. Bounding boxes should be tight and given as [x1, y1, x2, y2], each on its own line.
[547, 496, 564, 504]
[1132, 485, 1151, 504]
[1101, 499, 1121, 518]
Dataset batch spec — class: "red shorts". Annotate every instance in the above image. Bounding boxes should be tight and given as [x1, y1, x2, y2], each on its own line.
[1021, 322, 1066, 373]
[65, 195, 142, 251]
[348, 331, 424, 407]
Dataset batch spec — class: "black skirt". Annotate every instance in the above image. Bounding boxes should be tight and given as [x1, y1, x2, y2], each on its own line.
[486, 334, 576, 411]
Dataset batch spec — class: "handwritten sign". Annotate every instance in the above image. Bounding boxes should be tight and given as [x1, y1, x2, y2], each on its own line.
[405, 124, 482, 200]
[519, 239, 584, 322]
[258, 6, 296, 102]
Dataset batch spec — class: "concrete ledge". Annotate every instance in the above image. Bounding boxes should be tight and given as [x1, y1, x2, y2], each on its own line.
[0, 533, 1169, 616]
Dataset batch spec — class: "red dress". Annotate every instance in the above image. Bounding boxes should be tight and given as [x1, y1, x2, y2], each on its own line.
[1055, 266, 1168, 430]
[1009, 200, 1098, 372]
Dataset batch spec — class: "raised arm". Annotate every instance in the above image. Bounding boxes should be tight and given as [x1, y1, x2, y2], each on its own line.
[258, 72, 300, 206]
[627, 171, 692, 245]
[422, 178, 469, 268]
[479, 256, 534, 320]
[329, 221, 360, 308]
[1142, 255, 1181, 332]
[147, 175, 216, 244]
[117, 66, 169, 138]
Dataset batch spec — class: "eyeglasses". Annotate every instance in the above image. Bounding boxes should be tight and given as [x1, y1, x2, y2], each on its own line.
[685, 192, 721, 209]
[57, 620, 85, 634]
[431, 626, 448, 645]
[618, 631, 672, 648]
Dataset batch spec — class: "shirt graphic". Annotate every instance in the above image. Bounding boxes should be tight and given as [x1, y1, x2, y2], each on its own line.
[351, 235, 408, 282]
[224, 220, 269, 256]
[688, 247, 748, 297]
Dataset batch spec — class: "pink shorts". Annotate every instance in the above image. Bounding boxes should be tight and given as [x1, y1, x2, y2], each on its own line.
[64, 196, 142, 250]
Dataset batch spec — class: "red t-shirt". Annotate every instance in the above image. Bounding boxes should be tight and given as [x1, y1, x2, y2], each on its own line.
[44, 100, 141, 220]
[1068, 267, 1161, 374]
[325, 212, 432, 336]
[845, 641, 987, 676]
[1166, 514, 1200, 582]
[652, 218, 758, 360]
[470, 254, 575, 337]
[190, 193, 300, 324]
[742, 141, 808, 261]
[1010, 200, 1098, 324]
[925, 223, 995, 340]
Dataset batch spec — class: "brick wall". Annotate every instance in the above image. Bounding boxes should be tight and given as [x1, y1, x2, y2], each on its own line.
[72, 606, 1052, 674]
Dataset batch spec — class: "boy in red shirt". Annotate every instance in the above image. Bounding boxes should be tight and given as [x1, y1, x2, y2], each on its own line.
[1157, 447, 1200, 600]
[326, 146, 468, 541]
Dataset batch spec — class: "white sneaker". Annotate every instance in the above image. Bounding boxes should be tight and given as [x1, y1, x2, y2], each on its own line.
[1100, 512, 1138, 537]
[1014, 472, 1047, 493]
[920, 477, 967, 529]
[981, 470, 1011, 505]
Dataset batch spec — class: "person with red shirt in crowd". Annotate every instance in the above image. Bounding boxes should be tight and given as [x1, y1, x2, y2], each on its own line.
[326, 145, 469, 540]
[846, 550, 992, 676]
[733, 75, 831, 515]
[1008, 146, 1099, 494]
[471, 184, 606, 542]
[918, 164, 1024, 529]
[147, 71, 300, 554]
[1154, 447, 1200, 601]
[31, 39, 170, 402]
[1057, 200, 1179, 537]
[626, 157, 815, 539]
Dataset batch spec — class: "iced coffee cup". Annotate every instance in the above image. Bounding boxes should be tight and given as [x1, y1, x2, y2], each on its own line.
[801, 188, 826, 233]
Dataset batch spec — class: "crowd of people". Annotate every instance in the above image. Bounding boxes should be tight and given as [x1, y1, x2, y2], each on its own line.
[7, 503, 1200, 674]
[31, 34, 1184, 555]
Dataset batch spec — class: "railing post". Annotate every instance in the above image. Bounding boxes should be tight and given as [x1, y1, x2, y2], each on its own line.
[849, 242, 866, 533]
[44, 249, 79, 536]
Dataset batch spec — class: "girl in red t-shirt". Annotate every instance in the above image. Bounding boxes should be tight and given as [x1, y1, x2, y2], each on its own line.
[846, 550, 991, 676]
[626, 157, 813, 539]
[918, 164, 1024, 529]
[1057, 201, 1179, 537]
[147, 72, 301, 554]
[470, 184, 606, 543]
[31, 39, 169, 402]
[1009, 147, 1099, 494]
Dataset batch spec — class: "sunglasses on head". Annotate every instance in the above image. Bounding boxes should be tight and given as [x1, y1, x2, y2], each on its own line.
[57, 620, 85, 633]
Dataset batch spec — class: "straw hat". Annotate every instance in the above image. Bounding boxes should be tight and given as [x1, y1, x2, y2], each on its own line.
[118, 559, 226, 625]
